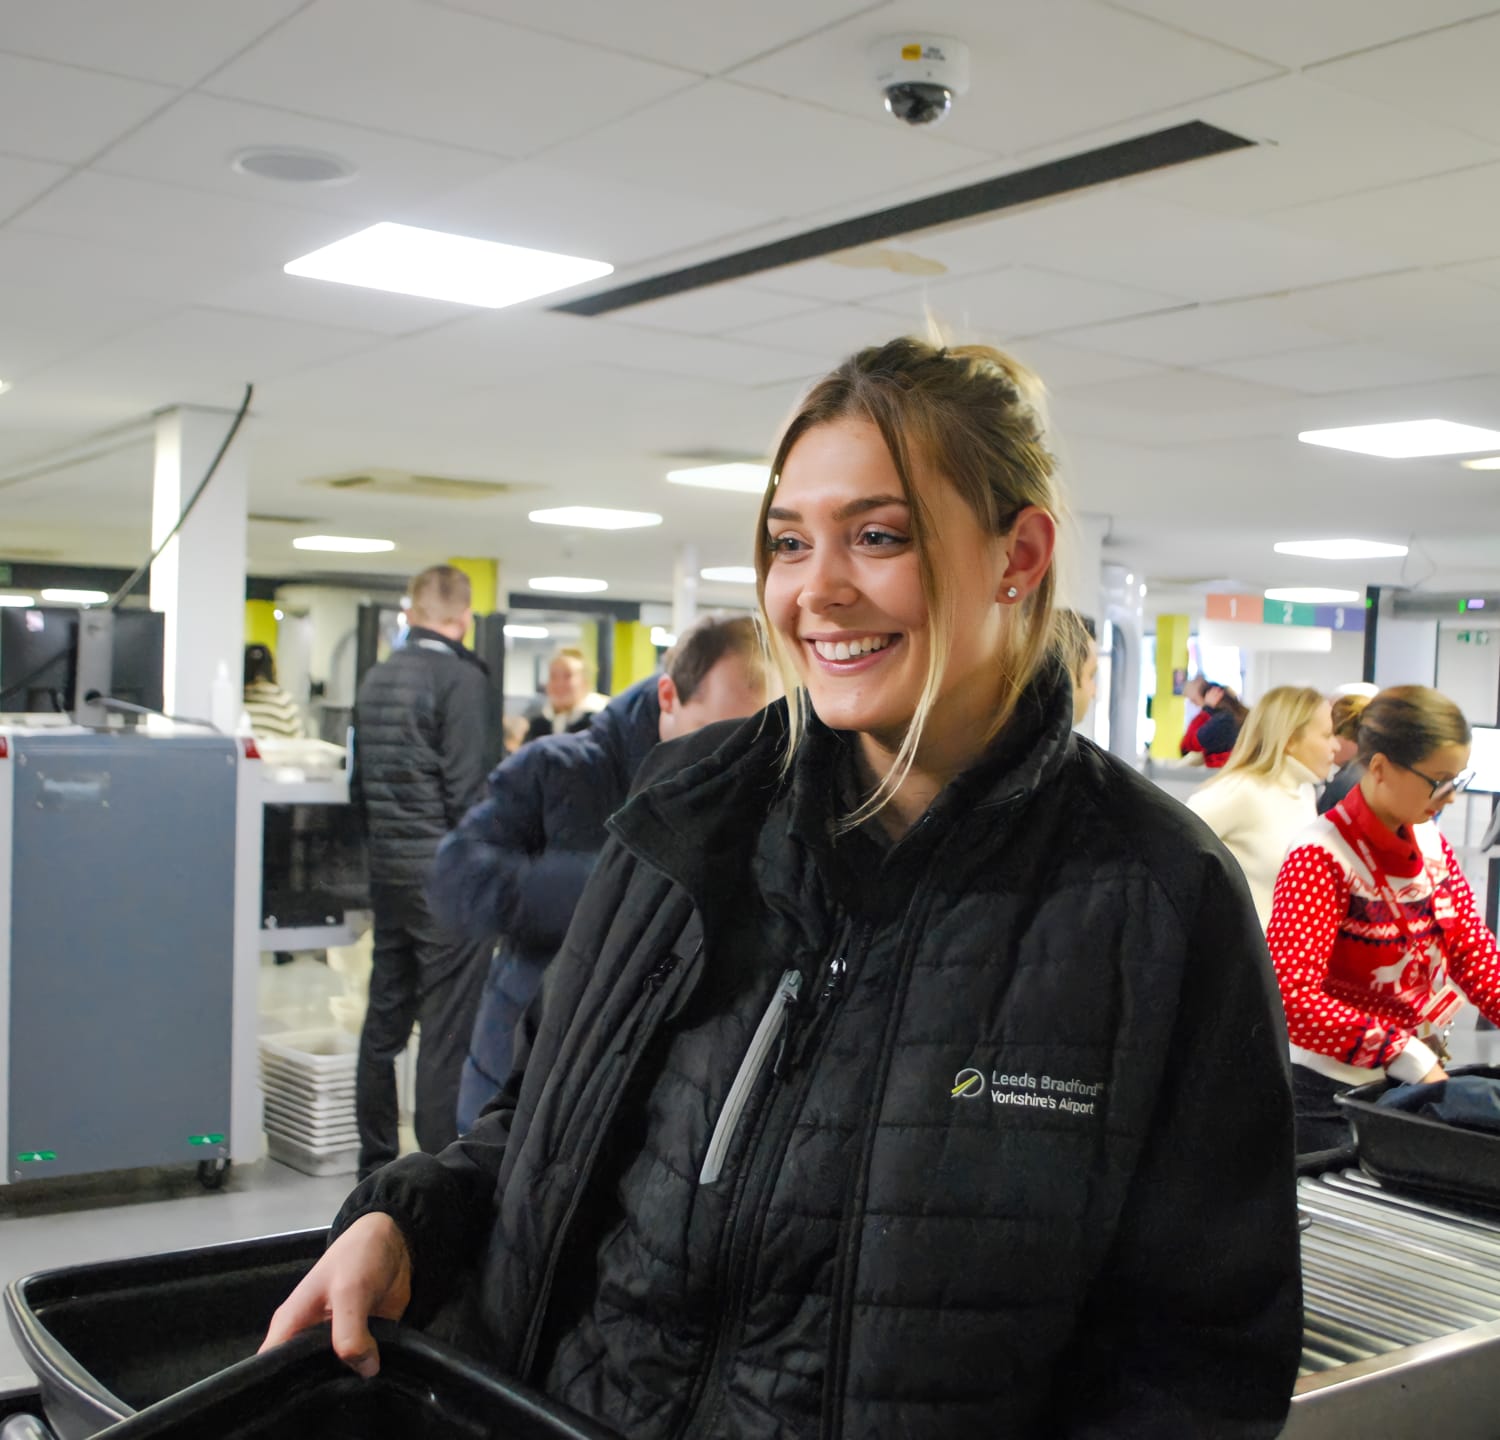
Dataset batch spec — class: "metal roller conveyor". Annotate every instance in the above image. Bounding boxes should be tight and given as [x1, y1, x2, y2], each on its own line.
[1287, 1169, 1500, 1438]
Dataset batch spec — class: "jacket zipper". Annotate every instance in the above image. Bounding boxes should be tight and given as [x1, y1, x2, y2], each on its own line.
[519, 935, 701, 1379]
[699, 968, 802, 1184]
[678, 921, 862, 1439]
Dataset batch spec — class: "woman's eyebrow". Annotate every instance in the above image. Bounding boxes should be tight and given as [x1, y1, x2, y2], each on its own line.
[767, 495, 908, 523]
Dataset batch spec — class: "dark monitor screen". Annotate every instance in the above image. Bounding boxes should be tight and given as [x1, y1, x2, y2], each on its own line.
[0, 607, 164, 714]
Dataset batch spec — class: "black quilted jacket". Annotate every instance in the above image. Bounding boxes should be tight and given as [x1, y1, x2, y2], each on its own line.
[351, 628, 492, 890]
[336, 663, 1302, 1438]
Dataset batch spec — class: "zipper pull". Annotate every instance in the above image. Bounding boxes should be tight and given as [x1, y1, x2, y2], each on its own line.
[788, 953, 849, 1073]
[771, 970, 804, 1080]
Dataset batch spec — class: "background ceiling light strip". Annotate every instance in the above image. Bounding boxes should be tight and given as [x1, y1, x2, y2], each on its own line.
[553, 121, 1251, 317]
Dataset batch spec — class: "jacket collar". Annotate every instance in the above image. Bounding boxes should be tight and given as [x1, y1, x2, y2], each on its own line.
[611, 658, 1078, 912]
[1334, 781, 1423, 877]
[406, 625, 488, 673]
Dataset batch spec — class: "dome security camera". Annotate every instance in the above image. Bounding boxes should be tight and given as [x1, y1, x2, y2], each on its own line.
[870, 36, 970, 127]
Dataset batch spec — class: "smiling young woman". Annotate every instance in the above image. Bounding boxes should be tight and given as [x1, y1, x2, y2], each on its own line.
[263, 337, 1302, 1440]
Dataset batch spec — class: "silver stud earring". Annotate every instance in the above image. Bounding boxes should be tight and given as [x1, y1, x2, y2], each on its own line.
[1006, 586, 1019, 600]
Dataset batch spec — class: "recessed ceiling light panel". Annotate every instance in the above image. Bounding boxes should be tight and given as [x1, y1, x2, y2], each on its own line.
[528, 576, 609, 594]
[0, 380, 11, 397]
[503, 624, 550, 639]
[1264, 587, 1362, 604]
[528, 506, 662, 530]
[232, 146, 356, 186]
[0, 594, 35, 607]
[666, 463, 770, 494]
[1298, 419, 1500, 458]
[285, 222, 613, 309]
[700, 566, 757, 584]
[1461, 456, 1500, 471]
[39, 588, 108, 605]
[1273, 539, 1408, 560]
[292, 535, 396, 553]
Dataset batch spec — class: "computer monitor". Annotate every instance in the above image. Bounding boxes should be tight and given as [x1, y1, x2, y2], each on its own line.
[0, 606, 164, 715]
[1470, 725, 1500, 795]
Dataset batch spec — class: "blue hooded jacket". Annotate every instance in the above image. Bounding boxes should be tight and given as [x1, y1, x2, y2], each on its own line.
[428, 675, 663, 956]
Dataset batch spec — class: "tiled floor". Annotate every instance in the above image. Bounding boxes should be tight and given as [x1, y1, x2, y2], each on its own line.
[0, 1156, 355, 1387]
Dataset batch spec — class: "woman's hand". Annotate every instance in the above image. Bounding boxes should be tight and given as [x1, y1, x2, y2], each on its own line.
[1420, 1063, 1450, 1085]
[259, 1213, 413, 1378]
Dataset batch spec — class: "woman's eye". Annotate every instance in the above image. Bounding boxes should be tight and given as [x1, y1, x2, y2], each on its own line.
[767, 534, 805, 556]
[858, 528, 907, 547]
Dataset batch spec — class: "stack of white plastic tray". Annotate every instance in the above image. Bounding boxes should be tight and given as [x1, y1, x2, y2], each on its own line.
[259, 1028, 359, 1176]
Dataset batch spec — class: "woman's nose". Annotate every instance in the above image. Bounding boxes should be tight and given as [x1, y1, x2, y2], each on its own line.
[797, 549, 857, 611]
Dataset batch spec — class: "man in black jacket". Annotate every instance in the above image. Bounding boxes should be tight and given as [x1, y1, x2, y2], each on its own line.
[352, 564, 494, 1179]
[430, 613, 770, 1131]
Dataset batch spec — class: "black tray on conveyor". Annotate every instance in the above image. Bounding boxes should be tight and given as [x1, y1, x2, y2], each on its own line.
[97, 1322, 616, 1440]
[4, 1230, 327, 1439]
[1338, 1062, 1500, 1211]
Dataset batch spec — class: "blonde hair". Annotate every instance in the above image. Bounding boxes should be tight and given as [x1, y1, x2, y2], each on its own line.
[1055, 609, 1096, 686]
[1331, 690, 1372, 741]
[549, 646, 596, 685]
[407, 565, 471, 628]
[1216, 686, 1327, 782]
[753, 336, 1061, 825]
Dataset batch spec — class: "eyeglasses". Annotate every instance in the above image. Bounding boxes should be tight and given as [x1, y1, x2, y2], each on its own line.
[1397, 761, 1475, 803]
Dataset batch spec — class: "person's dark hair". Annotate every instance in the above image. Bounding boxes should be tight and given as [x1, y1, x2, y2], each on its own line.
[244, 643, 276, 687]
[663, 614, 764, 703]
[1357, 685, 1470, 768]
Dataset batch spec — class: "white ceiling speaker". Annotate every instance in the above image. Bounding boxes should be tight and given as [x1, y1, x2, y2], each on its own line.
[232, 147, 356, 186]
[870, 35, 970, 127]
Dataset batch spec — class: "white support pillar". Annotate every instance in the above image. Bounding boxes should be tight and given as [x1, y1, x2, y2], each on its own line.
[672, 542, 700, 637]
[150, 407, 249, 721]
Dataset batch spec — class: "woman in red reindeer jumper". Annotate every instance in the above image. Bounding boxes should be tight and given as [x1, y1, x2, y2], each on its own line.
[1268, 685, 1500, 1152]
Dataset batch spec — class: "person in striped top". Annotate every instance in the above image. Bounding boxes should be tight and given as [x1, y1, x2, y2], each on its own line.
[243, 643, 305, 740]
[1267, 685, 1500, 1152]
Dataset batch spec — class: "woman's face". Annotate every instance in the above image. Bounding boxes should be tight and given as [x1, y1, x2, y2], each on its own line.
[1369, 741, 1472, 827]
[762, 417, 1022, 754]
[1286, 702, 1338, 779]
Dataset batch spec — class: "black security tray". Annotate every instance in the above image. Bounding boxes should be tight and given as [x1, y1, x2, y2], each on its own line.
[1338, 1062, 1500, 1210]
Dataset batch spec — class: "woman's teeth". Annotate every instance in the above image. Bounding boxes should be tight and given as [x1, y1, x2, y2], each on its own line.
[813, 636, 891, 661]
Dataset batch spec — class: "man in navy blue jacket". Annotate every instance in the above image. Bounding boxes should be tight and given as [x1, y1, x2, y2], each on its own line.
[430, 614, 770, 1131]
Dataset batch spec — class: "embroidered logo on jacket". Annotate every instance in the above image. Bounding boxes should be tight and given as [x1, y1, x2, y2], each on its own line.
[952, 1068, 1106, 1115]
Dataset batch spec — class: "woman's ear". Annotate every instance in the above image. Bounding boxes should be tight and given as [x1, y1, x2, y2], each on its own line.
[998, 506, 1057, 601]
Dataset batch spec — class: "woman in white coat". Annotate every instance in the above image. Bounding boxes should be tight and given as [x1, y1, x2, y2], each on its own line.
[1188, 685, 1340, 928]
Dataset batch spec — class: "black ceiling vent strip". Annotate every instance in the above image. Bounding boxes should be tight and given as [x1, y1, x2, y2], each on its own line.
[554, 120, 1250, 318]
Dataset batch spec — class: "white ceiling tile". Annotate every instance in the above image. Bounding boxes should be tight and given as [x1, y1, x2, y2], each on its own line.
[0, 155, 67, 220]
[206, 0, 696, 156]
[1448, 256, 1500, 293]
[727, 0, 1274, 157]
[1308, 13, 1500, 145]
[602, 284, 817, 336]
[1267, 269, 1500, 342]
[965, 188, 1403, 300]
[94, 94, 509, 220]
[1066, 367, 1303, 414]
[57, 308, 381, 399]
[540, 80, 993, 216]
[14, 171, 355, 274]
[412, 160, 771, 267]
[727, 305, 917, 361]
[1123, 75, 1500, 216]
[1207, 342, 1494, 395]
[0, 282, 172, 379]
[742, 256, 939, 304]
[0, 0, 304, 85]
[1271, 161, 1500, 267]
[1058, 298, 1340, 365]
[0, 53, 174, 165]
[208, 271, 473, 335]
[1106, 0, 1498, 67]
[866, 266, 1183, 337]
[1000, 338, 1165, 390]
[429, 0, 874, 74]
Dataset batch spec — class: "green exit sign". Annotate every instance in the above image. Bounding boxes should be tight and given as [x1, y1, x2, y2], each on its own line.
[0, 565, 11, 585]
[1456, 631, 1493, 646]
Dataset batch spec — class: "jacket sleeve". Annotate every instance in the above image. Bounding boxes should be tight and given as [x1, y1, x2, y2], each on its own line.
[438, 665, 491, 830]
[1437, 833, 1500, 1025]
[1061, 852, 1302, 1438]
[1180, 710, 1208, 758]
[427, 748, 597, 947]
[1267, 844, 1434, 1076]
[330, 836, 641, 1323]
